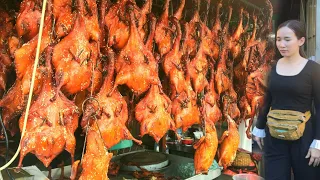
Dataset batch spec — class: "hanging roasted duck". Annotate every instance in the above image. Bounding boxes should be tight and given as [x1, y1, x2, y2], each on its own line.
[215, 5, 232, 96]
[200, 0, 220, 62]
[155, 0, 185, 57]
[171, 74, 200, 132]
[162, 17, 188, 96]
[0, 2, 54, 136]
[53, 0, 76, 39]
[15, 0, 42, 41]
[218, 115, 240, 170]
[187, 22, 209, 94]
[14, 2, 53, 80]
[110, 3, 159, 95]
[104, 0, 152, 49]
[244, 46, 273, 138]
[202, 70, 222, 124]
[52, 0, 100, 95]
[81, 48, 142, 148]
[70, 129, 113, 180]
[135, 84, 176, 143]
[18, 46, 80, 168]
[0, 10, 15, 97]
[229, 8, 249, 61]
[193, 121, 218, 174]
[182, 0, 201, 56]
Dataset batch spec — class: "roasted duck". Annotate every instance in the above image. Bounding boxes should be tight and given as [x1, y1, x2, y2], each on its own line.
[202, 71, 222, 124]
[16, 0, 42, 41]
[14, 4, 53, 80]
[111, 4, 159, 95]
[135, 85, 176, 142]
[71, 130, 113, 180]
[105, 0, 151, 49]
[154, 0, 171, 56]
[162, 17, 188, 95]
[193, 122, 218, 174]
[0, 10, 15, 97]
[218, 115, 240, 169]
[52, 0, 100, 95]
[172, 75, 200, 132]
[187, 23, 209, 94]
[18, 47, 79, 168]
[53, 0, 76, 39]
[81, 48, 142, 148]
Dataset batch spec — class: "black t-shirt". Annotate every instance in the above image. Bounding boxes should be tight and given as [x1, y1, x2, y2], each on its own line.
[256, 60, 320, 139]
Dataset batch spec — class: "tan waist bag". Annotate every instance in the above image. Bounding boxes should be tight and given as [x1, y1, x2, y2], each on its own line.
[266, 109, 311, 140]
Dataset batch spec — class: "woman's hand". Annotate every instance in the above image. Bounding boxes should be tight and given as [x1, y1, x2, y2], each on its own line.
[306, 148, 320, 167]
[253, 136, 264, 150]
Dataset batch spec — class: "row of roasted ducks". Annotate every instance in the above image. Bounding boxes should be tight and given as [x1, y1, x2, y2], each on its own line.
[0, 0, 272, 179]
[0, 0, 273, 136]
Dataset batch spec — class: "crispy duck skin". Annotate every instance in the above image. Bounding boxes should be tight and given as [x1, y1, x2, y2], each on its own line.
[70, 129, 113, 180]
[162, 17, 188, 95]
[193, 122, 218, 175]
[104, 0, 130, 49]
[16, 0, 42, 41]
[238, 96, 252, 123]
[242, 14, 259, 70]
[172, 76, 200, 132]
[52, 0, 100, 95]
[104, 0, 151, 49]
[137, 0, 153, 42]
[245, 62, 271, 138]
[14, 4, 53, 80]
[111, 4, 159, 95]
[230, 8, 249, 61]
[18, 46, 79, 168]
[0, 80, 25, 136]
[135, 85, 176, 143]
[0, 10, 15, 96]
[218, 115, 240, 170]
[215, 6, 232, 96]
[0, 64, 46, 136]
[183, 0, 201, 56]
[154, 0, 171, 56]
[53, 0, 76, 39]
[187, 23, 209, 94]
[215, 48, 231, 96]
[76, 130, 113, 180]
[81, 49, 142, 148]
[202, 72, 222, 124]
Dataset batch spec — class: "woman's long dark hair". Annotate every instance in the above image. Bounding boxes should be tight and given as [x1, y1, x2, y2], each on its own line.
[277, 20, 307, 58]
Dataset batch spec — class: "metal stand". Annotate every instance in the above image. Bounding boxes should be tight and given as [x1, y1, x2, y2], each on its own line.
[0, 108, 14, 180]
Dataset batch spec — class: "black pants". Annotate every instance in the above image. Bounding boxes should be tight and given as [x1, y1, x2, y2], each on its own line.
[264, 120, 320, 180]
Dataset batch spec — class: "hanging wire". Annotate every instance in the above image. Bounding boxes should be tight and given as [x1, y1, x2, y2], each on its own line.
[80, 97, 101, 161]
[0, 108, 14, 180]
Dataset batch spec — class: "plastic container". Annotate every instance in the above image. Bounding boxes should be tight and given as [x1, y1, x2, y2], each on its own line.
[109, 140, 133, 150]
[232, 174, 264, 180]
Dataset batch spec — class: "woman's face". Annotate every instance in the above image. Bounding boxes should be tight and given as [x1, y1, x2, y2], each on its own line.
[276, 26, 305, 57]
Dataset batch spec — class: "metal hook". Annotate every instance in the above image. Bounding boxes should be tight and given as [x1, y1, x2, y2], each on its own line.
[81, 97, 101, 117]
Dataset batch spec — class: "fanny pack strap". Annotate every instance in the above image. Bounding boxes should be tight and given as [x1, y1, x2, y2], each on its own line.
[269, 107, 311, 122]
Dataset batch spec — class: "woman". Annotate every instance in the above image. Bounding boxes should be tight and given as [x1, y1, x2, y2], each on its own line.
[253, 20, 320, 180]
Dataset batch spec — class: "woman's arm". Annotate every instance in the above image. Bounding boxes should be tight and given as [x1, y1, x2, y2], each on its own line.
[255, 88, 272, 129]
